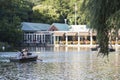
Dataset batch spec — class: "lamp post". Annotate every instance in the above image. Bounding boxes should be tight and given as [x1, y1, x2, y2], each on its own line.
[75, 3, 77, 25]
[64, 19, 67, 24]
[2, 46, 5, 51]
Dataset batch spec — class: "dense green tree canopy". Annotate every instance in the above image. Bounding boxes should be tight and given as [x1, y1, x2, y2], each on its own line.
[31, 0, 85, 24]
[0, 0, 33, 46]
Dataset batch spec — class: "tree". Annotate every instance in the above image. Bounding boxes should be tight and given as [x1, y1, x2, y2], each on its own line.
[32, 4, 59, 23]
[32, 0, 87, 24]
[82, 0, 120, 56]
[0, 0, 34, 47]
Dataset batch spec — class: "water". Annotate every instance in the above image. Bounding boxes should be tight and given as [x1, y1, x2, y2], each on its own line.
[0, 47, 120, 80]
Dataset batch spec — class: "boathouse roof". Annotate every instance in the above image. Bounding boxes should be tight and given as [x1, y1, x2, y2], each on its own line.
[49, 23, 69, 31]
[21, 22, 50, 32]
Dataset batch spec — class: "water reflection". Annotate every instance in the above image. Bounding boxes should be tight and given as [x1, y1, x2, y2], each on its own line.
[0, 47, 120, 80]
[28, 46, 54, 52]
[27, 46, 90, 52]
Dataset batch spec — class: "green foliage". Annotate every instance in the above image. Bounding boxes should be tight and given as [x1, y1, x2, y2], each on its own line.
[32, 4, 59, 23]
[31, 0, 86, 24]
[82, 0, 120, 56]
[0, 0, 31, 46]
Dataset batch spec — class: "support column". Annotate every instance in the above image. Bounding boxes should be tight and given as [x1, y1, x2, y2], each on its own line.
[24, 33, 26, 43]
[33, 33, 35, 44]
[41, 34, 43, 43]
[37, 34, 40, 41]
[78, 32, 80, 46]
[53, 35, 56, 45]
[66, 34, 68, 46]
[28, 33, 30, 43]
[36, 34, 37, 41]
[90, 30, 93, 47]
[39, 34, 41, 43]
[115, 37, 118, 45]
[115, 37, 118, 51]
[39, 35, 41, 43]
[43, 34, 45, 43]
[31, 34, 33, 43]
[50, 35, 52, 44]
[27, 33, 29, 41]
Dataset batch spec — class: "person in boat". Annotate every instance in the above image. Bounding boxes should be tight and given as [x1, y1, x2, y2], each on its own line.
[22, 48, 32, 57]
[22, 48, 28, 57]
[16, 48, 30, 59]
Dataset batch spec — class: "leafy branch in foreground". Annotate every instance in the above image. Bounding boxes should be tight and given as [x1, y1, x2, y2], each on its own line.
[82, 0, 120, 56]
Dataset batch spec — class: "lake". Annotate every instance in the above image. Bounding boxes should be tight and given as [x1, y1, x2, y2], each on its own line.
[0, 46, 120, 80]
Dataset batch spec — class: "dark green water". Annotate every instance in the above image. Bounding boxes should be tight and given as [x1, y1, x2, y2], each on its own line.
[0, 47, 120, 80]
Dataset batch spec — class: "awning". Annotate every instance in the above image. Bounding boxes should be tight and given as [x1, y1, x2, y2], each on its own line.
[92, 32, 97, 36]
[66, 32, 77, 36]
[54, 32, 65, 36]
[79, 32, 90, 36]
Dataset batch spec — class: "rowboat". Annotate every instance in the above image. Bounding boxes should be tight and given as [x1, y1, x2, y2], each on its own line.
[109, 48, 115, 52]
[91, 46, 100, 51]
[91, 47, 115, 52]
[91, 47, 98, 51]
[10, 55, 38, 62]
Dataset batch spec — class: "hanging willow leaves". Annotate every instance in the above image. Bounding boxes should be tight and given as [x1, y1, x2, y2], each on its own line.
[82, 0, 120, 56]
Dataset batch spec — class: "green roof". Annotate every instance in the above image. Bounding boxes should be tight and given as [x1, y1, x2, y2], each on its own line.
[21, 22, 50, 31]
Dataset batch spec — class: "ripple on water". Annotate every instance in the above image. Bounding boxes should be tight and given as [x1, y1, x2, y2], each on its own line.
[0, 51, 120, 80]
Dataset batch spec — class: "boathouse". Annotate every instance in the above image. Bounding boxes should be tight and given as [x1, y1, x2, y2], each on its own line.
[22, 22, 118, 47]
